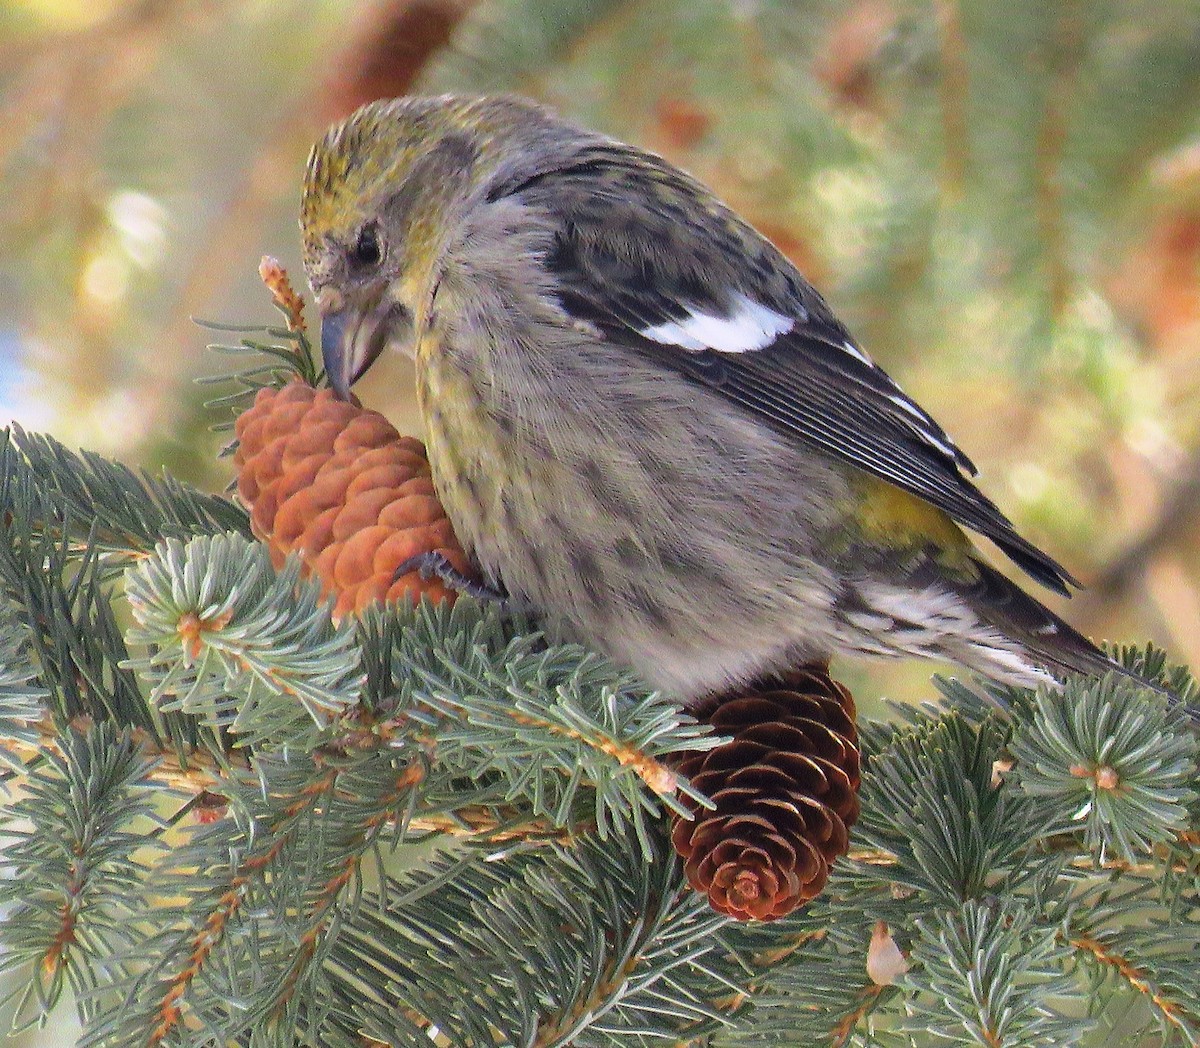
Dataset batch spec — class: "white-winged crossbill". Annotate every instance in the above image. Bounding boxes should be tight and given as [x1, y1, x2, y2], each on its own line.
[301, 94, 1150, 702]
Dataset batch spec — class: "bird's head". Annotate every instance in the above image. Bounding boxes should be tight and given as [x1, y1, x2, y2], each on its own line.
[300, 94, 589, 397]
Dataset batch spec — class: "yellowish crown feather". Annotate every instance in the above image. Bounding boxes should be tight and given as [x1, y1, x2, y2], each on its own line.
[300, 94, 569, 266]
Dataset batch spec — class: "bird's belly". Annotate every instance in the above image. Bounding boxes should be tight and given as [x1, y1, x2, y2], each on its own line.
[416, 352, 848, 698]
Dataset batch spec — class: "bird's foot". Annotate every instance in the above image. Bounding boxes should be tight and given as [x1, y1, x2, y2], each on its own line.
[393, 551, 510, 605]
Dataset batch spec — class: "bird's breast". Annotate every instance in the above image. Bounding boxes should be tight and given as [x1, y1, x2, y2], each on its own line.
[412, 326, 850, 695]
[414, 333, 554, 591]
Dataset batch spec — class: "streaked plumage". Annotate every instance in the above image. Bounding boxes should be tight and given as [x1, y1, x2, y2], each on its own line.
[301, 93, 1138, 700]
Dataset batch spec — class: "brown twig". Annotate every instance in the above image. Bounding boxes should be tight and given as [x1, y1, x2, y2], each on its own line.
[1067, 933, 1200, 1046]
[934, 0, 970, 195]
[508, 708, 678, 795]
[1033, 0, 1084, 320]
[753, 928, 828, 968]
[846, 845, 899, 866]
[269, 763, 425, 1023]
[2, 714, 588, 847]
[3, 713, 231, 796]
[150, 825, 297, 1045]
[1090, 445, 1200, 598]
[830, 985, 884, 1047]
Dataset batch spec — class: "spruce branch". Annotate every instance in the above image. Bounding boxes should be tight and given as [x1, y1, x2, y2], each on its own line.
[123, 534, 364, 748]
[1062, 872, 1200, 1047]
[197, 260, 323, 438]
[1, 713, 237, 802]
[1075, 926, 1195, 1041]
[85, 743, 429, 1048]
[0, 706, 541, 847]
[1109, 642, 1200, 708]
[380, 597, 715, 850]
[711, 926, 894, 1046]
[899, 899, 1086, 1047]
[0, 722, 161, 1033]
[2, 425, 250, 560]
[230, 758, 428, 1043]
[1011, 675, 1198, 861]
[0, 476, 155, 735]
[321, 828, 742, 1048]
[0, 597, 49, 767]
[853, 713, 1040, 904]
[3, 408, 1199, 1047]
[1067, 930, 1200, 1047]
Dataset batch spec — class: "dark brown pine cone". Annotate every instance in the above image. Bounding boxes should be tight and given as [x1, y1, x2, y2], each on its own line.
[671, 667, 861, 920]
[233, 382, 476, 621]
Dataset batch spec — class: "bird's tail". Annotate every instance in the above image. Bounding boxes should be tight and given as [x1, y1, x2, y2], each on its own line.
[958, 559, 1184, 708]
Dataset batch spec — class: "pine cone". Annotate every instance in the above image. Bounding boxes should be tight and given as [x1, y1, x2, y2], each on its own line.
[233, 382, 475, 620]
[671, 667, 860, 920]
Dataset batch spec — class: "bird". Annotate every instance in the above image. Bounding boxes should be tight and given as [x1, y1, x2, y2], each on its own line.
[300, 92, 1150, 704]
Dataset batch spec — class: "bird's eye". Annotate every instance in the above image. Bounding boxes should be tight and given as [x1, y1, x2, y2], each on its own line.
[351, 224, 382, 267]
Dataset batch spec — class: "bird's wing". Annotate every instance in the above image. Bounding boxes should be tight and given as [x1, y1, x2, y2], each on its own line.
[512, 154, 1076, 594]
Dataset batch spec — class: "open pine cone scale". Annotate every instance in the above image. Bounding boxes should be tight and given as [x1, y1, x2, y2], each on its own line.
[672, 670, 861, 920]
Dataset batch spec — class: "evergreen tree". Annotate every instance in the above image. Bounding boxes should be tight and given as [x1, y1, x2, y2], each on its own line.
[0, 302, 1197, 1047]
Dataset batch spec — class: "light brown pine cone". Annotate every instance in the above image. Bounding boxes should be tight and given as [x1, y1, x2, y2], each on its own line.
[233, 382, 476, 620]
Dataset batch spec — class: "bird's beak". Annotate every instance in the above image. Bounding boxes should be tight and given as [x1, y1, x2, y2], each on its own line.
[321, 307, 386, 400]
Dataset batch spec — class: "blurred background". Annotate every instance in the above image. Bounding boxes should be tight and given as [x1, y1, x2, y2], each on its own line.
[3, 0, 1200, 705]
[0, 0, 1198, 1042]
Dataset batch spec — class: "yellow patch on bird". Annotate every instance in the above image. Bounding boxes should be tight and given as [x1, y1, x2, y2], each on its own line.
[851, 475, 971, 555]
[413, 328, 441, 373]
[301, 95, 532, 263]
[400, 228, 442, 306]
[415, 333, 498, 474]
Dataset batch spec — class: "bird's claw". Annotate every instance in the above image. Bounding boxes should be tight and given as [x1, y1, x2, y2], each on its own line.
[393, 551, 510, 605]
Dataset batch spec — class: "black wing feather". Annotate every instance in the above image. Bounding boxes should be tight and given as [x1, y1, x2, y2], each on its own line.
[524, 162, 1077, 596]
